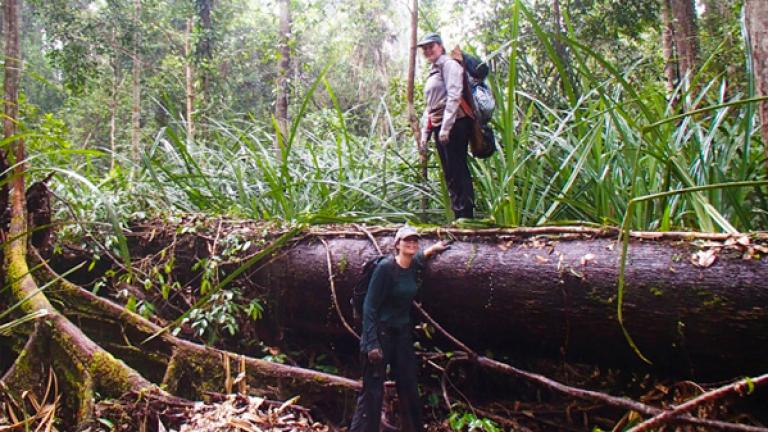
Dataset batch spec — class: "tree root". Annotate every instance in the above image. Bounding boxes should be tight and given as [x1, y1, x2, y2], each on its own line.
[34, 252, 360, 411]
[1, 236, 360, 430]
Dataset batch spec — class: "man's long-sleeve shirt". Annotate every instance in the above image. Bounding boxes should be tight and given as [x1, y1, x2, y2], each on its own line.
[420, 54, 466, 143]
[360, 252, 425, 353]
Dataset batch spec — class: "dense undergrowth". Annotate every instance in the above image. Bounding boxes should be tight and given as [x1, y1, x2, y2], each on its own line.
[36, 4, 766, 247]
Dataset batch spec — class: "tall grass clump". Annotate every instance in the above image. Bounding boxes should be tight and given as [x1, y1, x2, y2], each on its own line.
[475, 0, 767, 232]
[135, 70, 442, 223]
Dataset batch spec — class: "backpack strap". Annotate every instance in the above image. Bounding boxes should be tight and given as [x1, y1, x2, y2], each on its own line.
[446, 46, 476, 120]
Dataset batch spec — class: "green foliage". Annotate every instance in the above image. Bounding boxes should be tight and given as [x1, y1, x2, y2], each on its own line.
[448, 411, 500, 432]
[471, 0, 767, 231]
[12, 0, 763, 237]
[175, 288, 263, 345]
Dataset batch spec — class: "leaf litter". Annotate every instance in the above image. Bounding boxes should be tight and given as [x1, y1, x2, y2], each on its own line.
[178, 394, 328, 432]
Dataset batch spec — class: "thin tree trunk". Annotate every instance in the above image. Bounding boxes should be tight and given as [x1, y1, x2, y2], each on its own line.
[552, 0, 571, 91]
[185, 16, 195, 146]
[702, 0, 736, 98]
[196, 0, 213, 102]
[4, 0, 24, 247]
[131, 0, 141, 163]
[196, 0, 213, 140]
[275, 0, 291, 157]
[661, 0, 679, 93]
[745, 0, 768, 172]
[0, 0, 19, 228]
[669, 0, 699, 82]
[109, 30, 119, 171]
[406, 0, 426, 214]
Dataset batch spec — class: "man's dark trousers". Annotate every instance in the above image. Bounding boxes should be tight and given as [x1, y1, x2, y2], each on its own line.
[349, 326, 422, 432]
[434, 116, 474, 219]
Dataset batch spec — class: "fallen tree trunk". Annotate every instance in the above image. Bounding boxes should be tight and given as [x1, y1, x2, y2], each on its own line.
[119, 221, 768, 379]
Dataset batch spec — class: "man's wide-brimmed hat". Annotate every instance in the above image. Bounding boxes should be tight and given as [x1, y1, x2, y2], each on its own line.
[416, 33, 442, 47]
[394, 225, 420, 244]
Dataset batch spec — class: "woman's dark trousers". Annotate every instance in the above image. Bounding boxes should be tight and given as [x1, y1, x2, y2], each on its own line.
[349, 326, 422, 432]
[434, 116, 474, 219]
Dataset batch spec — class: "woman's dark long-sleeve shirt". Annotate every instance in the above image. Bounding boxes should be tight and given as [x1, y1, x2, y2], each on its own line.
[360, 251, 425, 353]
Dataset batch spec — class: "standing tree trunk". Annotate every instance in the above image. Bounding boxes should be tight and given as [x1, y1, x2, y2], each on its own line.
[551, 0, 571, 89]
[196, 0, 213, 140]
[185, 16, 195, 146]
[661, 0, 679, 93]
[196, 0, 213, 102]
[4, 0, 24, 241]
[109, 29, 121, 171]
[745, 0, 768, 172]
[406, 0, 426, 214]
[669, 0, 699, 82]
[131, 0, 141, 164]
[0, 0, 16, 226]
[275, 0, 291, 157]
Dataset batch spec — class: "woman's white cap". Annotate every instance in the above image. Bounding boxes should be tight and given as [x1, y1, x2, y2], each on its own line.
[394, 225, 420, 244]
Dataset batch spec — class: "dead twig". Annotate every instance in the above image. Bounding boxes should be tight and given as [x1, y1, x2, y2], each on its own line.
[353, 224, 383, 255]
[416, 304, 768, 432]
[628, 373, 768, 432]
[319, 238, 359, 341]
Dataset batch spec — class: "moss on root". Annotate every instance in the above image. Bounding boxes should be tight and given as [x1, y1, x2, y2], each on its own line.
[162, 347, 227, 400]
[90, 350, 137, 397]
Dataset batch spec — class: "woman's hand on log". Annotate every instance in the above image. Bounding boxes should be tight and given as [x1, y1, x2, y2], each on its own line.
[425, 240, 451, 258]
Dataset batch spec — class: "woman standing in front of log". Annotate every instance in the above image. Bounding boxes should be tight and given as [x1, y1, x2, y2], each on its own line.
[350, 226, 449, 432]
[418, 32, 475, 220]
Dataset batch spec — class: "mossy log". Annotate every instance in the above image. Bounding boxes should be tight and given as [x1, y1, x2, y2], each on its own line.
[2, 258, 359, 429]
[44, 271, 359, 396]
[3, 230, 358, 429]
[120, 221, 768, 379]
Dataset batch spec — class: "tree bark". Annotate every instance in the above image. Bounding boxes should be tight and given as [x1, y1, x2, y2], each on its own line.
[131, 0, 141, 164]
[669, 0, 699, 82]
[4, 0, 24, 246]
[185, 16, 195, 145]
[552, 0, 571, 91]
[119, 223, 768, 379]
[406, 0, 426, 214]
[39, 267, 360, 402]
[661, 0, 679, 93]
[275, 0, 291, 156]
[195, 0, 213, 104]
[109, 29, 120, 171]
[745, 0, 768, 172]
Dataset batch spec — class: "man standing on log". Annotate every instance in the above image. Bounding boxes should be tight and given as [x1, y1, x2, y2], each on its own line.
[350, 226, 449, 431]
[418, 32, 475, 220]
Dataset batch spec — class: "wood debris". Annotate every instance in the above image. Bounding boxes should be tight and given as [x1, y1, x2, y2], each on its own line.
[179, 394, 327, 432]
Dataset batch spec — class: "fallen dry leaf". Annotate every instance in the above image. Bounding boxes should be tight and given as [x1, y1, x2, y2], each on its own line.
[691, 249, 717, 268]
[580, 253, 596, 266]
